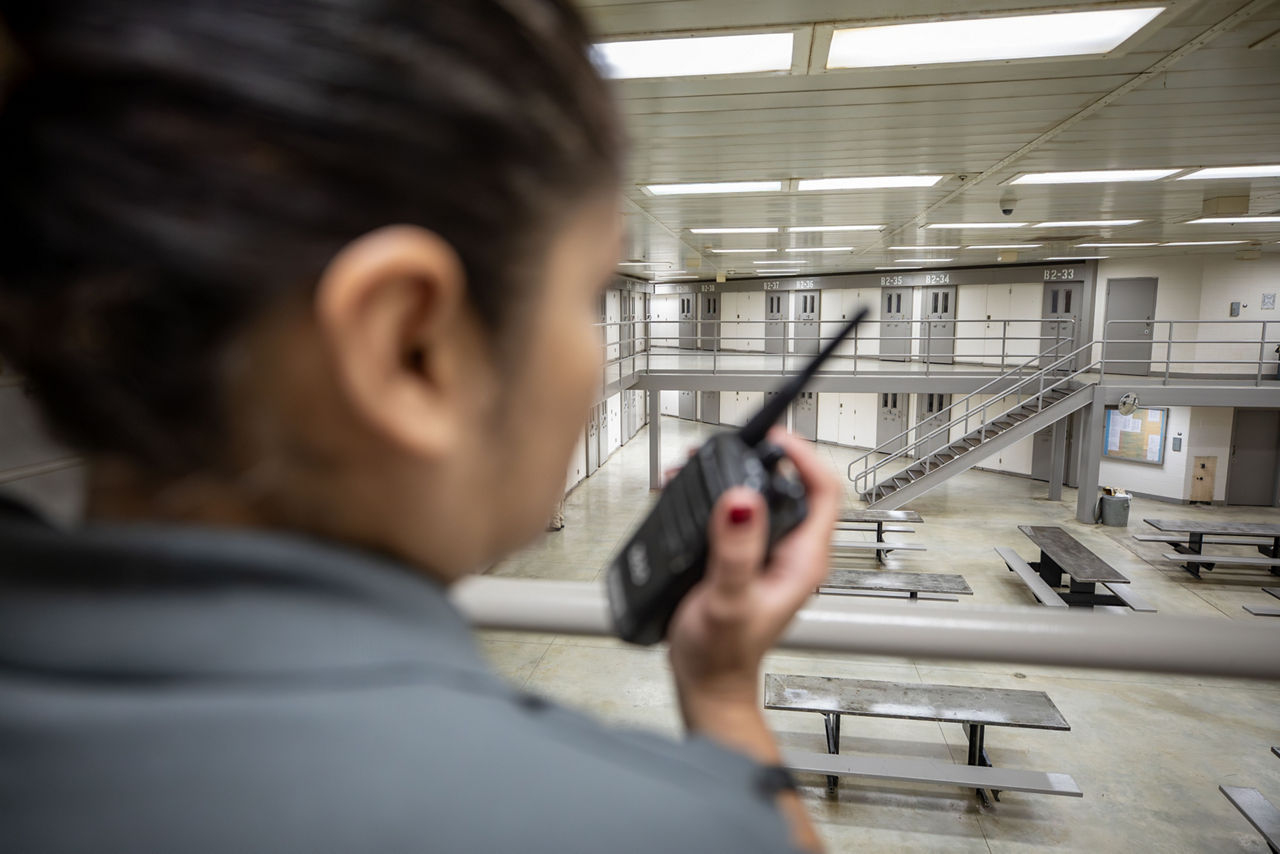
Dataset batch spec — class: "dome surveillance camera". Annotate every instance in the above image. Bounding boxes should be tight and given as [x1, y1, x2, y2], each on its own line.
[1000, 196, 1017, 216]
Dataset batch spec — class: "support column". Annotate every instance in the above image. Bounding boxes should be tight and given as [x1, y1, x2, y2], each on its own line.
[648, 390, 662, 490]
[1075, 385, 1106, 523]
[1048, 418, 1066, 502]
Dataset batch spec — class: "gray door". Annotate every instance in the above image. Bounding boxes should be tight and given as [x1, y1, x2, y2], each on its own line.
[922, 286, 956, 365]
[1103, 277, 1157, 377]
[1227, 409, 1280, 506]
[678, 295, 696, 349]
[914, 393, 952, 457]
[678, 390, 696, 420]
[585, 409, 600, 474]
[881, 287, 912, 362]
[698, 292, 720, 351]
[794, 291, 820, 355]
[765, 293, 786, 355]
[1041, 281, 1083, 368]
[791, 391, 818, 440]
[699, 391, 720, 425]
[877, 392, 908, 452]
[620, 391, 632, 440]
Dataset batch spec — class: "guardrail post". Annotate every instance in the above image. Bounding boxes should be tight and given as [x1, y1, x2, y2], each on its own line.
[648, 389, 662, 490]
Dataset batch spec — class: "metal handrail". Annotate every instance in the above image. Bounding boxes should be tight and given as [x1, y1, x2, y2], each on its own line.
[1100, 318, 1276, 386]
[850, 340, 1098, 501]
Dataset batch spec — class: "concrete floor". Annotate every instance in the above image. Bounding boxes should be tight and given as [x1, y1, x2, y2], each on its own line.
[479, 416, 1280, 853]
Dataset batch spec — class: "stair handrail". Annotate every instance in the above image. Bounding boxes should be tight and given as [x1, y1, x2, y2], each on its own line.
[845, 332, 1074, 488]
[850, 341, 1099, 500]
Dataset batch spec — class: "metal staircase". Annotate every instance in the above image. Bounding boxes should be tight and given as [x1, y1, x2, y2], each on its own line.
[850, 342, 1099, 509]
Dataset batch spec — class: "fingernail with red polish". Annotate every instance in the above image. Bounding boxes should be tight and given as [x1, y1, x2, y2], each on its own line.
[729, 506, 754, 525]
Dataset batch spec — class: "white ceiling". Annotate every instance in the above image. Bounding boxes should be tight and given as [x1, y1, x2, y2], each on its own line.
[581, 0, 1280, 281]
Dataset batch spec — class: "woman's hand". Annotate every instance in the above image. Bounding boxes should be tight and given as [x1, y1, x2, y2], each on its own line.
[666, 427, 839, 727]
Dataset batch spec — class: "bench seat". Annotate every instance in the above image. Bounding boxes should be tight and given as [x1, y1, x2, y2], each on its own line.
[830, 541, 927, 552]
[996, 546, 1068, 608]
[1134, 534, 1274, 547]
[1220, 785, 1280, 851]
[785, 750, 1082, 798]
[1162, 552, 1280, 567]
[1100, 581, 1157, 613]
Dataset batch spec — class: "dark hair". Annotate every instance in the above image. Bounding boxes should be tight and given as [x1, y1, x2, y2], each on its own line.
[0, 0, 622, 473]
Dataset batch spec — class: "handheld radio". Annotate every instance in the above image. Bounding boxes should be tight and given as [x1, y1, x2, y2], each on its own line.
[605, 306, 868, 645]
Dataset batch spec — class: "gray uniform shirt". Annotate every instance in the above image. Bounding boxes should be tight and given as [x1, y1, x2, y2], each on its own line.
[0, 499, 799, 854]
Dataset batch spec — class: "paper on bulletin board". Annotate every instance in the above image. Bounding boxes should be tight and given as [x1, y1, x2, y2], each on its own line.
[1147, 410, 1161, 423]
[1108, 430, 1121, 451]
[1146, 434, 1161, 461]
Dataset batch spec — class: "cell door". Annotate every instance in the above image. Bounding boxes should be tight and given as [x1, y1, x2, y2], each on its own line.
[698, 293, 720, 351]
[620, 391, 632, 440]
[881, 288, 912, 362]
[677, 390, 696, 420]
[794, 291, 820, 355]
[1041, 281, 1083, 368]
[791, 392, 818, 440]
[1104, 277, 1157, 377]
[877, 392, 908, 452]
[765, 293, 786, 355]
[678, 295, 696, 349]
[585, 408, 600, 474]
[1227, 409, 1280, 506]
[699, 391, 720, 425]
[619, 293, 633, 359]
[914, 393, 952, 458]
[922, 286, 956, 365]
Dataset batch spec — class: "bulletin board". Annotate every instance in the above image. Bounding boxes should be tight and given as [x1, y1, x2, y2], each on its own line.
[1103, 406, 1168, 466]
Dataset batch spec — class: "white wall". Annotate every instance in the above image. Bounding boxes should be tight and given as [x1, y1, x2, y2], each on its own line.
[1184, 407, 1234, 502]
[1098, 405, 1191, 501]
[815, 392, 887, 449]
[605, 393, 622, 455]
[660, 389, 679, 416]
[1093, 253, 1280, 376]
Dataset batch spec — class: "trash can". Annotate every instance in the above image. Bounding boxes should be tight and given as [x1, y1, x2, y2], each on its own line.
[1098, 493, 1131, 527]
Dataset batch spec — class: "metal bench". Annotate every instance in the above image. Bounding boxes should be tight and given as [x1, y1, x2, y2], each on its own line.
[784, 751, 1082, 800]
[1244, 588, 1280, 617]
[1134, 533, 1276, 547]
[764, 673, 1075, 806]
[1220, 785, 1280, 853]
[996, 547, 1068, 608]
[837, 510, 924, 564]
[818, 568, 972, 602]
[1162, 552, 1280, 573]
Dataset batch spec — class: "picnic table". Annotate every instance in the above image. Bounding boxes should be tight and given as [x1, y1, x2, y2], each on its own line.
[765, 673, 1078, 806]
[835, 509, 924, 564]
[1143, 518, 1280, 578]
[1015, 525, 1153, 611]
[818, 568, 972, 602]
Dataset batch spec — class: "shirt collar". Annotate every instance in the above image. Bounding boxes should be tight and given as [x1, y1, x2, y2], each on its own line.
[0, 501, 493, 682]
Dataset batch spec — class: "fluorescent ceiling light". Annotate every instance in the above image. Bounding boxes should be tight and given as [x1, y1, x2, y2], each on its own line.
[617, 261, 668, 267]
[895, 258, 953, 263]
[1035, 220, 1142, 227]
[646, 181, 782, 196]
[798, 175, 943, 191]
[877, 266, 922, 270]
[755, 260, 808, 265]
[787, 247, 853, 253]
[1160, 240, 1247, 246]
[788, 225, 883, 232]
[1012, 169, 1178, 184]
[889, 245, 960, 250]
[1046, 256, 1108, 260]
[656, 275, 699, 280]
[1076, 242, 1158, 247]
[1178, 165, 1280, 180]
[966, 244, 1043, 249]
[927, 222, 1028, 229]
[826, 7, 1165, 69]
[1188, 216, 1280, 224]
[710, 248, 777, 254]
[689, 227, 779, 234]
[595, 33, 794, 80]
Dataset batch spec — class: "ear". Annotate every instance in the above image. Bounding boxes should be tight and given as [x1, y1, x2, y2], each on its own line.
[313, 225, 479, 458]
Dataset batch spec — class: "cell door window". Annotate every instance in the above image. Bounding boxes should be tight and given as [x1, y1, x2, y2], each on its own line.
[1063, 289, 1072, 314]
[942, 292, 950, 313]
[882, 393, 889, 407]
[932, 293, 939, 313]
[1051, 289, 1060, 314]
